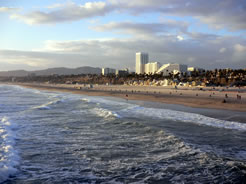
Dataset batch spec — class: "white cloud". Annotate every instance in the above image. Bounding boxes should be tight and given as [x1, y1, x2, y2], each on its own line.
[0, 7, 20, 13]
[232, 44, 246, 63]
[87, 18, 100, 24]
[234, 44, 246, 52]
[177, 35, 184, 41]
[47, 3, 66, 9]
[109, 0, 246, 31]
[10, 1, 111, 25]
[7, 0, 246, 32]
[92, 20, 188, 38]
[219, 48, 227, 53]
[1, 33, 246, 71]
[0, 50, 54, 68]
[1, 1, 245, 71]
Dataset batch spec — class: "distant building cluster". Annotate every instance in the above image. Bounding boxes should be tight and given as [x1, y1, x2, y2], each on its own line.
[136, 52, 163, 74]
[102, 67, 129, 76]
[136, 52, 188, 76]
[5, 65, 246, 87]
[102, 68, 116, 75]
[187, 67, 204, 72]
[102, 52, 205, 77]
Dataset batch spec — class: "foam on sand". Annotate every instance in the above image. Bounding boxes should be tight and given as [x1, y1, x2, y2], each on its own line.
[0, 117, 19, 183]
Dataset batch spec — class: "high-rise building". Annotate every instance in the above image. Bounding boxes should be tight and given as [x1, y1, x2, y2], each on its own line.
[136, 52, 149, 74]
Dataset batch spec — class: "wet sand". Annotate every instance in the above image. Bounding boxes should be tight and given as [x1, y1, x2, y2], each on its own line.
[14, 83, 246, 112]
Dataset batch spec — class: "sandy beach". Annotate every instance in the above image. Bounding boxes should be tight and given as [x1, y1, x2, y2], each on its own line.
[11, 82, 246, 112]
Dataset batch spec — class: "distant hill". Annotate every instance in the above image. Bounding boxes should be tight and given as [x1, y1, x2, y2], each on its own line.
[0, 66, 101, 77]
[0, 70, 29, 77]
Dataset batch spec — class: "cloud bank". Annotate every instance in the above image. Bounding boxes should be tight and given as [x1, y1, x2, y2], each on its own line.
[1, 33, 246, 70]
[9, 0, 246, 32]
[1, 0, 246, 70]
[0, 7, 20, 13]
[109, 0, 246, 31]
[92, 20, 188, 37]
[10, 2, 112, 24]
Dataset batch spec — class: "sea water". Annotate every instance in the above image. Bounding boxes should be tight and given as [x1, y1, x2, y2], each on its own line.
[0, 84, 246, 183]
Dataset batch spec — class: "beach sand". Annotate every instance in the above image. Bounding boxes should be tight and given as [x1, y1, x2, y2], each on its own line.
[13, 83, 246, 112]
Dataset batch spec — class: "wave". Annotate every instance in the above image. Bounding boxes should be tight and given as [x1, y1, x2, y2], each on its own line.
[0, 117, 19, 183]
[32, 99, 64, 110]
[120, 106, 246, 131]
[91, 107, 121, 120]
[81, 98, 90, 103]
[80, 96, 132, 107]
[79, 97, 246, 131]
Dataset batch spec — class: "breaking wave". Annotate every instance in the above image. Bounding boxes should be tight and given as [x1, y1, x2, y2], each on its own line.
[1, 84, 246, 183]
[91, 107, 121, 119]
[120, 106, 246, 131]
[32, 99, 64, 110]
[0, 117, 19, 183]
[78, 96, 246, 131]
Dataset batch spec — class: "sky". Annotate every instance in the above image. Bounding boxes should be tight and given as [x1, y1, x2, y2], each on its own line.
[0, 0, 246, 71]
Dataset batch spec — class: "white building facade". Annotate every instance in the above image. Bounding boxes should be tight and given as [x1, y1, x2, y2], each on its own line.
[157, 63, 187, 76]
[145, 62, 161, 74]
[136, 52, 149, 74]
[188, 67, 204, 72]
[102, 68, 116, 75]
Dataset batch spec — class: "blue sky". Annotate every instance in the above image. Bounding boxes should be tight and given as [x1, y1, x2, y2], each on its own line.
[0, 0, 246, 71]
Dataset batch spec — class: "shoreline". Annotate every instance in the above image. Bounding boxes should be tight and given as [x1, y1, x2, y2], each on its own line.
[8, 82, 246, 112]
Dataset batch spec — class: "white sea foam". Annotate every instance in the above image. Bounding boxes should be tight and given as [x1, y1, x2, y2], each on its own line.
[34, 104, 52, 110]
[92, 107, 121, 119]
[81, 96, 131, 107]
[84, 97, 246, 131]
[0, 117, 19, 183]
[74, 94, 246, 131]
[120, 106, 246, 131]
[33, 99, 64, 110]
[81, 98, 90, 103]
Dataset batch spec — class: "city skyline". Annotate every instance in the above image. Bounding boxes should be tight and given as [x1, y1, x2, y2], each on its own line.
[1, 0, 246, 71]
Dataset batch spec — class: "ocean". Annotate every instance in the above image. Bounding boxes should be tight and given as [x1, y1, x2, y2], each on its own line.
[1, 84, 246, 183]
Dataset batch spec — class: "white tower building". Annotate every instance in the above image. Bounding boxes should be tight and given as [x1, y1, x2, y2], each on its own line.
[136, 52, 149, 74]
